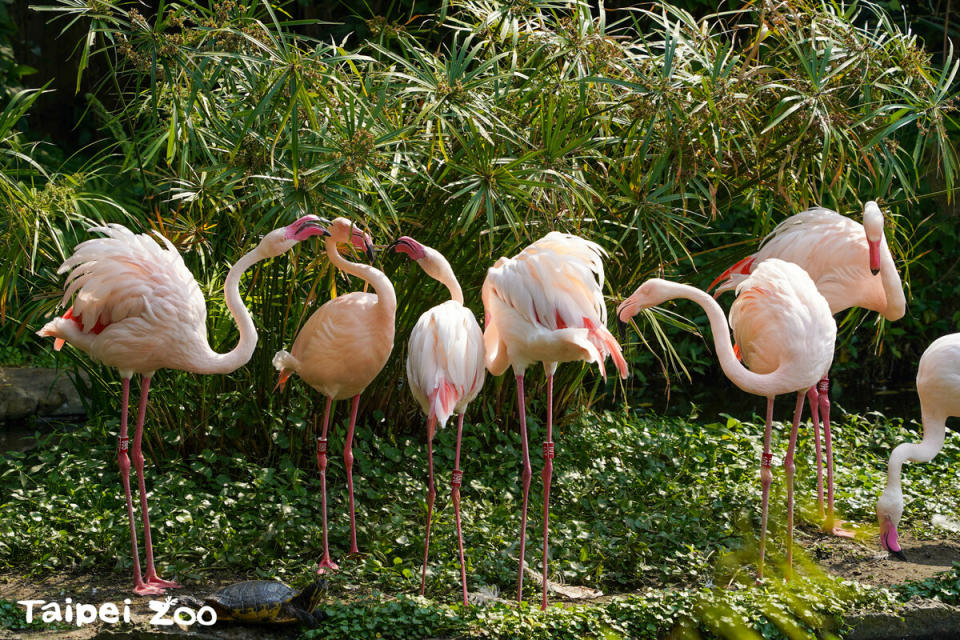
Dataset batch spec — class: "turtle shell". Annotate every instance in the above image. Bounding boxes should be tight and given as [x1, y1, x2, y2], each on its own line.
[206, 580, 298, 622]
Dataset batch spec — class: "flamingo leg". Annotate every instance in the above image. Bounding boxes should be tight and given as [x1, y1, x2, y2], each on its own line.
[133, 376, 180, 590]
[344, 394, 361, 555]
[540, 374, 554, 611]
[757, 397, 774, 582]
[819, 376, 853, 537]
[515, 373, 531, 603]
[420, 415, 437, 596]
[452, 412, 468, 607]
[806, 386, 825, 519]
[316, 396, 338, 573]
[783, 391, 804, 581]
[117, 378, 160, 596]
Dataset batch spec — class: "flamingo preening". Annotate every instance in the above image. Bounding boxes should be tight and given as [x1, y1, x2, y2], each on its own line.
[390, 236, 485, 606]
[273, 217, 394, 573]
[482, 232, 628, 609]
[37, 215, 330, 595]
[711, 202, 905, 535]
[619, 259, 836, 580]
[876, 333, 959, 560]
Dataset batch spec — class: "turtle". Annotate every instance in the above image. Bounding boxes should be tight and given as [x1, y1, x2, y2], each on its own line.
[178, 580, 326, 627]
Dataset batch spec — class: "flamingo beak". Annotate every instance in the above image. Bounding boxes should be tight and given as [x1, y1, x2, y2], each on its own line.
[388, 236, 426, 260]
[288, 215, 331, 241]
[365, 237, 376, 263]
[868, 238, 881, 276]
[617, 317, 628, 342]
[879, 515, 906, 560]
[274, 369, 292, 393]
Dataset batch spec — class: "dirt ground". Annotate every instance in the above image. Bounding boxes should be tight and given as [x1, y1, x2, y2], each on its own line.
[2, 531, 959, 639]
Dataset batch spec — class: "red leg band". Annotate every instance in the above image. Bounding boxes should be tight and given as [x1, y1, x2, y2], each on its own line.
[451, 470, 463, 489]
[543, 441, 555, 459]
[761, 452, 773, 468]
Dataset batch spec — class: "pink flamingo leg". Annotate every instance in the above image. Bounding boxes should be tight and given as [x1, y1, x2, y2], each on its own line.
[344, 394, 361, 555]
[783, 391, 804, 581]
[540, 374, 554, 610]
[316, 397, 339, 573]
[515, 373, 532, 603]
[118, 378, 161, 596]
[758, 397, 774, 581]
[132, 376, 180, 590]
[806, 386, 825, 519]
[420, 415, 437, 596]
[819, 377, 853, 537]
[451, 412, 468, 606]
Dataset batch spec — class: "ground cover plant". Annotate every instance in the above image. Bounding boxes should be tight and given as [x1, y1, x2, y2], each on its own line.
[2, 408, 958, 637]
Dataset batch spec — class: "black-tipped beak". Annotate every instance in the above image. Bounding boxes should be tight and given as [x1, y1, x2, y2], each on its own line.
[871, 267, 880, 276]
[890, 549, 907, 561]
[386, 239, 401, 253]
[365, 239, 376, 263]
[617, 317, 628, 343]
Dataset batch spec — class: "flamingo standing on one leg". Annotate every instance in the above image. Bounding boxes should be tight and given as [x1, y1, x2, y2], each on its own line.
[710, 202, 905, 535]
[389, 236, 485, 606]
[36, 215, 330, 595]
[619, 259, 836, 580]
[876, 333, 959, 560]
[273, 217, 394, 573]
[482, 232, 628, 609]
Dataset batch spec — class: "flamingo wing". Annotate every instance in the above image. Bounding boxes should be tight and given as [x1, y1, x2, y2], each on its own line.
[406, 301, 486, 428]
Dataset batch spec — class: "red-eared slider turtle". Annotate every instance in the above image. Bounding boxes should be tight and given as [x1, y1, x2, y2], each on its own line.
[180, 580, 325, 627]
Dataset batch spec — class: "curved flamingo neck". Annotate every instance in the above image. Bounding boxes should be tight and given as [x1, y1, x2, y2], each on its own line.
[425, 254, 463, 304]
[884, 407, 946, 494]
[326, 237, 397, 315]
[193, 247, 264, 374]
[655, 282, 786, 397]
[877, 238, 906, 321]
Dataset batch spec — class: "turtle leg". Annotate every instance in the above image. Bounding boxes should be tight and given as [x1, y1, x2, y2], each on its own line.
[117, 378, 162, 596]
[132, 376, 181, 590]
[287, 605, 321, 628]
[316, 397, 338, 573]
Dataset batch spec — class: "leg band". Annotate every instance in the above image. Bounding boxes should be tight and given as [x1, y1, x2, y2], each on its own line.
[761, 452, 773, 468]
[543, 441, 555, 459]
[118, 436, 129, 453]
[451, 470, 463, 489]
[317, 438, 328, 454]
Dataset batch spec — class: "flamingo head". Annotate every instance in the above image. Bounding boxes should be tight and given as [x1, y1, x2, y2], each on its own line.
[260, 215, 330, 257]
[617, 279, 670, 323]
[876, 486, 906, 560]
[388, 236, 427, 261]
[329, 217, 376, 262]
[863, 201, 884, 276]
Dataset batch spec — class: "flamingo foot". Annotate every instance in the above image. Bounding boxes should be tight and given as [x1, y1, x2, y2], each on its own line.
[889, 548, 908, 561]
[317, 556, 340, 574]
[133, 582, 166, 596]
[145, 574, 182, 589]
[824, 519, 855, 538]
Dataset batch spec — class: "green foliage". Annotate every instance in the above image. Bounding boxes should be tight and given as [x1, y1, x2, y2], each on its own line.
[0, 598, 48, 630]
[896, 562, 960, 605]
[0, 0, 952, 454]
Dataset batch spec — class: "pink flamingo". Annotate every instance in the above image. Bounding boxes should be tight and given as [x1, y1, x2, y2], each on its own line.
[389, 236, 485, 606]
[482, 232, 628, 609]
[711, 202, 905, 535]
[876, 333, 959, 561]
[273, 217, 394, 573]
[619, 259, 836, 580]
[36, 216, 330, 595]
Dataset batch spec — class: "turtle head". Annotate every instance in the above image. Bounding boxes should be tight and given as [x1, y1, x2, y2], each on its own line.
[296, 580, 327, 613]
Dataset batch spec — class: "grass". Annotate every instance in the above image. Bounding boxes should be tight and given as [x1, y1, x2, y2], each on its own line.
[1, 407, 958, 637]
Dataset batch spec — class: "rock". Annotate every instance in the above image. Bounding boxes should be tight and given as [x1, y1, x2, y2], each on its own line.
[0, 367, 88, 422]
[845, 599, 960, 640]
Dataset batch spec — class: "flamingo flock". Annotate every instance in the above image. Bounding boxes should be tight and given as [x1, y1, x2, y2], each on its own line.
[40, 200, 942, 607]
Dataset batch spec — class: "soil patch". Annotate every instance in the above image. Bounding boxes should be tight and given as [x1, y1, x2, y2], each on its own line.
[807, 528, 960, 586]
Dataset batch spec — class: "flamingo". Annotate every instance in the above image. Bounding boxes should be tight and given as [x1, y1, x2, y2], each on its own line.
[36, 215, 330, 595]
[273, 217, 394, 573]
[876, 333, 959, 561]
[389, 236, 485, 606]
[482, 231, 628, 609]
[710, 202, 905, 535]
[619, 259, 836, 580]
